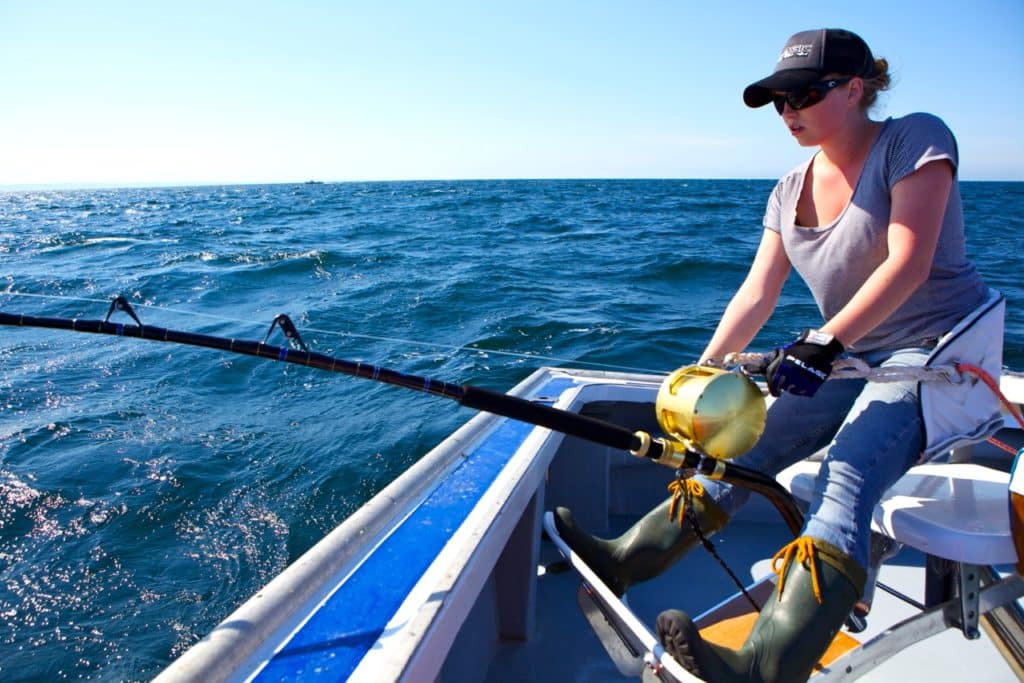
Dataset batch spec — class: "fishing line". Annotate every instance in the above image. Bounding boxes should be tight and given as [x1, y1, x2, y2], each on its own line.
[0, 290, 670, 375]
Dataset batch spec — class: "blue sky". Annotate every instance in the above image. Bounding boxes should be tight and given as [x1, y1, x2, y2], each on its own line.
[3, 1, 1022, 188]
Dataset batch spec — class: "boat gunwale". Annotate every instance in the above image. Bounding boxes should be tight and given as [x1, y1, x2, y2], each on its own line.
[360, 370, 678, 681]
[155, 367, 575, 681]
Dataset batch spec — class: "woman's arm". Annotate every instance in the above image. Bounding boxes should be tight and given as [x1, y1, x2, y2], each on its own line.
[820, 159, 953, 347]
[699, 228, 791, 364]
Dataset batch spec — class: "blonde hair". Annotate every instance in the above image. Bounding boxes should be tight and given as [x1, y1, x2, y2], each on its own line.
[860, 57, 891, 110]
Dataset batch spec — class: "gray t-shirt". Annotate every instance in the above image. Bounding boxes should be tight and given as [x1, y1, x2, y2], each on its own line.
[764, 113, 988, 352]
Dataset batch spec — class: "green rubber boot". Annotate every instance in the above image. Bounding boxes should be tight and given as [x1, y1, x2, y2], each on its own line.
[553, 481, 729, 596]
[656, 537, 866, 683]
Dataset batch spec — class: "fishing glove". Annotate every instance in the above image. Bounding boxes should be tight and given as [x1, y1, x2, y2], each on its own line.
[765, 329, 844, 397]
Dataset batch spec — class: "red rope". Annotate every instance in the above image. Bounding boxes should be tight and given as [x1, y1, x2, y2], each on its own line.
[956, 362, 1024, 451]
[987, 435, 1019, 456]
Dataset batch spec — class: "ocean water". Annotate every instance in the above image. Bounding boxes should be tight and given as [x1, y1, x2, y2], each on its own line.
[1, 179, 1022, 680]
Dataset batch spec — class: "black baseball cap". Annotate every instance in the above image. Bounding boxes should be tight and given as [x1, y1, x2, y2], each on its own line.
[743, 29, 877, 108]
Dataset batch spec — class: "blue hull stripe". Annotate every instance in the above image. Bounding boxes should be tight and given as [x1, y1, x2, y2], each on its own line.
[253, 377, 576, 681]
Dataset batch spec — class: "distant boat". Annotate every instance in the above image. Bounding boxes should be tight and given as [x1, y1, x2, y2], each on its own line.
[304, 180, 324, 185]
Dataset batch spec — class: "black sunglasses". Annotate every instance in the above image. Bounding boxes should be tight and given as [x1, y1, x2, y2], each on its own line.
[773, 77, 852, 114]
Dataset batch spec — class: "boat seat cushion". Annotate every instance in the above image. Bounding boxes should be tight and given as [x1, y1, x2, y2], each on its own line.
[776, 461, 1016, 565]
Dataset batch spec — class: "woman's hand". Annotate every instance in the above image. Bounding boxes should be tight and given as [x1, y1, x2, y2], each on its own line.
[765, 329, 844, 396]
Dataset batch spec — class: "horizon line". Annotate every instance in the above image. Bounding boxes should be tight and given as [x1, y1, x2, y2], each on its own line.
[3, 175, 1022, 193]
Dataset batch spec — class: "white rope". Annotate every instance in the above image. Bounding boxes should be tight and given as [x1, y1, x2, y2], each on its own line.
[0, 292, 968, 384]
[721, 352, 962, 384]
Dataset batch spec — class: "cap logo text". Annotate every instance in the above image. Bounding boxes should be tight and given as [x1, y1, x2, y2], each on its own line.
[779, 44, 814, 61]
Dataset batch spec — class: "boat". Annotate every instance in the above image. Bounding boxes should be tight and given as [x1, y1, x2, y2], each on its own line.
[151, 363, 1024, 682]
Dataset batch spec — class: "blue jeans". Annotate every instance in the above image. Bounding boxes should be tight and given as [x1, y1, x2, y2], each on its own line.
[699, 346, 931, 571]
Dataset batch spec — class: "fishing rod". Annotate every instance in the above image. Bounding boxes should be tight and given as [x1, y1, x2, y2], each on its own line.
[4, 290, 670, 375]
[0, 296, 804, 534]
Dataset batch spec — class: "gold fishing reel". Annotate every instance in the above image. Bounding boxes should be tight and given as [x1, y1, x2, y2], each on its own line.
[655, 365, 766, 460]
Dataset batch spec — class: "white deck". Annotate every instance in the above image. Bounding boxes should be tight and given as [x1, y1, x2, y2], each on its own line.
[487, 370, 1024, 682]
[491, 517, 1016, 682]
